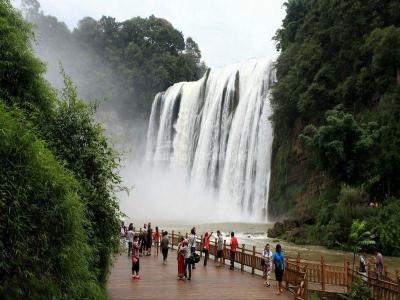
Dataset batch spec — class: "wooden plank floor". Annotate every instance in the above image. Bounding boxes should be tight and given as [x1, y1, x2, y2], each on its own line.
[107, 250, 293, 300]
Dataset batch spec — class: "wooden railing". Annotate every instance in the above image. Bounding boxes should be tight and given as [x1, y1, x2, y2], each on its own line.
[136, 229, 400, 300]
[285, 261, 308, 300]
[347, 268, 400, 300]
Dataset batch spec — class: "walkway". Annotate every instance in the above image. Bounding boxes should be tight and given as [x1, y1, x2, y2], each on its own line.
[107, 251, 292, 300]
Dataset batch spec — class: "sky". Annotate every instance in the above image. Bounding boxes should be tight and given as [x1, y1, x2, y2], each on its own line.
[13, 0, 286, 68]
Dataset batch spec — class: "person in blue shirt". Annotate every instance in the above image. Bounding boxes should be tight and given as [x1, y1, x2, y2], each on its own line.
[273, 244, 285, 295]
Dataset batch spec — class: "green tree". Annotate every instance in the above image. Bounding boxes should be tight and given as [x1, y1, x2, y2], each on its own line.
[301, 106, 378, 184]
[0, 1, 122, 297]
[348, 220, 375, 270]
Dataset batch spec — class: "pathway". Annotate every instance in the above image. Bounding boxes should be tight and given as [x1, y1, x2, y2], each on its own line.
[107, 250, 293, 300]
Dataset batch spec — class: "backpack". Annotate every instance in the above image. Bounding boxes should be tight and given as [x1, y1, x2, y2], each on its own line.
[274, 252, 284, 270]
[190, 252, 200, 264]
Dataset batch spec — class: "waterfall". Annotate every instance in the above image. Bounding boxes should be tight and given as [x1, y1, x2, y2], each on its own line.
[145, 58, 275, 222]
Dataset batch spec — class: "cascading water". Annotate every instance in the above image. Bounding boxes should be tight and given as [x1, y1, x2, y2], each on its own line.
[145, 58, 275, 222]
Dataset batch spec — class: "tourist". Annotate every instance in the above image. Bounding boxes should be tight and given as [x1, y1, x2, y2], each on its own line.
[185, 238, 193, 280]
[229, 232, 238, 270]
[374, 249, 384, 279]
[216, 230, 224, 267]
[139, 228, 145, 256]
[262, 243, 273, 286]
[140, 224, 147, 256]
[146, 222, 153, 256]
[203, 231, 213, 266]
[177, 237, 187, 280]
[161, 231, 169, 264]
[358, 251, 368, 281]
[153, 226, 160, 256]
[127, 224, 135, 256]
[189, 228, 197, 269]
[120, 221, 127, 237]
[131, 235, 141, 280]
[273, 244, 285, 295]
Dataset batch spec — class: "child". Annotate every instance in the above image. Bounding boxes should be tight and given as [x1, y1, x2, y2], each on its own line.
[160, 231, 169, 264]
[132, 235, 141, 280]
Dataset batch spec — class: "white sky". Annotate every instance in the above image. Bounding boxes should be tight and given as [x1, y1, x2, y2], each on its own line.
[13, 0, 286, 68]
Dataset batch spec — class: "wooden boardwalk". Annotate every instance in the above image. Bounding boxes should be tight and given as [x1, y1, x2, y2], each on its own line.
[107, 251, 293, 300]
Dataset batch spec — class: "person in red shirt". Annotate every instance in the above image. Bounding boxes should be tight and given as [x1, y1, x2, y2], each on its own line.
[202, 231, 213, 266]
[230, 232, 238, 270]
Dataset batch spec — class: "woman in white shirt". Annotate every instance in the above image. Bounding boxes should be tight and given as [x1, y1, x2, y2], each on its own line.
[262, 243, 273, 287]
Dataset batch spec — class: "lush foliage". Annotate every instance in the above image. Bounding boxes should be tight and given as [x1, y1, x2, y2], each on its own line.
[270, 0, 400, 255]
[23, 0, 206, 122]
[340, 278, 372, 300]
[0, 1, 121, 298]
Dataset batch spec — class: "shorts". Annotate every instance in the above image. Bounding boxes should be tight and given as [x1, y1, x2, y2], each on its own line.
[217, 250, 223, 258]
[275, 268, 284, 282]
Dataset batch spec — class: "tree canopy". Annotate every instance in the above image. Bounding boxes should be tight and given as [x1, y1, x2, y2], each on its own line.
[22, 0, 206, 123]
[0, 1, 122, 298]
[270, 0, 400, 254]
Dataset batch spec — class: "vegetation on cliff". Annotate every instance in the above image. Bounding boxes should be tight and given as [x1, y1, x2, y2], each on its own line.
[22, 0, 206, 122]
[0, 1, 121, 298]
[269, 0, 400, 255]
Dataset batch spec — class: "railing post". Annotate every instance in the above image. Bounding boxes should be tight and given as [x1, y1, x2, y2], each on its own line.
[285, 256, 289, 289]
[297, 252, 301, 272]
[185, 232, 188, 239]
[214, 238, 218, 261]
[346, 261, 350, 294]
[321, 256, 325, 291]
[171, 230, 174, 250]
[396, 270, 400, 285]
[223, 239, 226, 265]
[241, 244, 245, 271]
[200, 235, 203, 258]
[251, 246, 256, 275]
[367, 263, 371, 284]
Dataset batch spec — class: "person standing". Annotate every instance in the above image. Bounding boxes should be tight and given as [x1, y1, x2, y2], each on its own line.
[229, 232, 238, 270]
[262, 243, 273, 286]
[127, 224, 135, 256]
[140, 224, 147, 256]
[189, 228, 197, 269]
[177, 237, 187, 280]
[203, 232, 213, 266]
[131, 235, 141, 280]
[146, 223, 153, 256]
[153, 226, 160, 256]
[160, 231, 169, 264]
[185, 239, 193, 280]
[216, 231, 224, 267]
[273, 244, 285, 295]
[374, 250, 384, 279]
[358, 251, 368, 281]
[120, 221, 127, 238]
